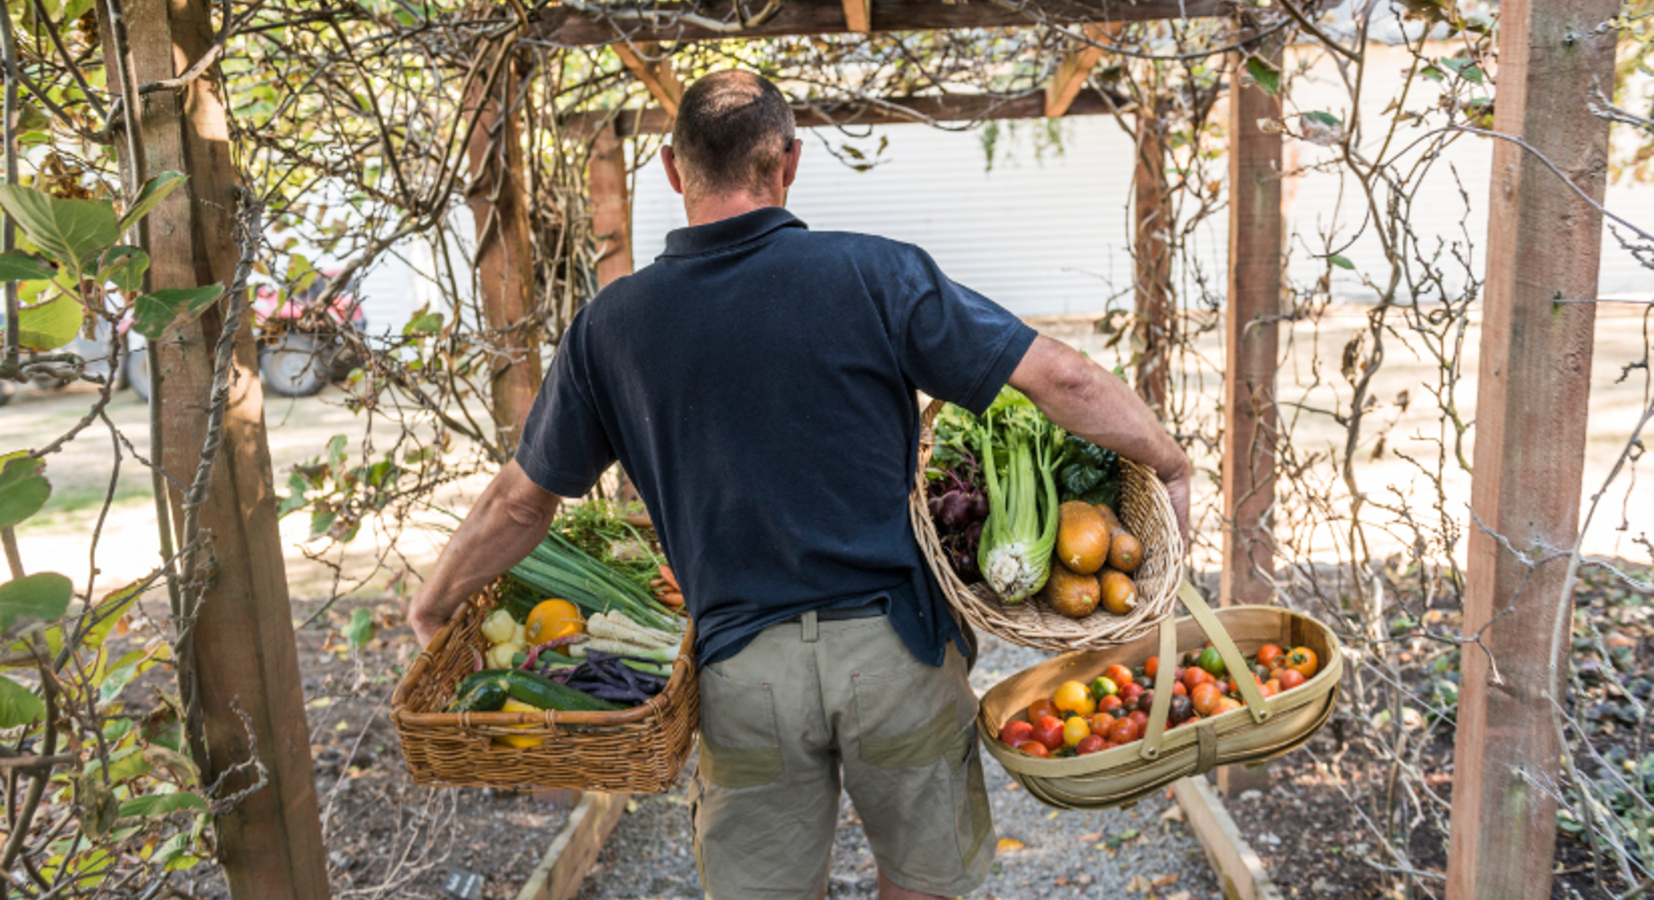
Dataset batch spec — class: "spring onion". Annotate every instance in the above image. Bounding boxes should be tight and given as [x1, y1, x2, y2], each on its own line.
[509, 531, 680, 633]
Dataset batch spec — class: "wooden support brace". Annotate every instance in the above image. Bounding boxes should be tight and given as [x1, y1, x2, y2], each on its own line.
[842, 0, 871, 32]
[1045, 23, 1117, 117]
[1444, 1, 1617, 897]
[612, 42, 685, 116]
[588, 122, 635, 289]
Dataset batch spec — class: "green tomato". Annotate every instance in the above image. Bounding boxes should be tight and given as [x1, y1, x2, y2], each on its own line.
[1197, 646, 1227, 678]
[1089, 676, 1119, 699]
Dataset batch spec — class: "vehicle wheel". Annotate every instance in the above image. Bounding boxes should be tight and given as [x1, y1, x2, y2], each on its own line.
[259, 333, 327, 398]
[126, 349, 151, 403]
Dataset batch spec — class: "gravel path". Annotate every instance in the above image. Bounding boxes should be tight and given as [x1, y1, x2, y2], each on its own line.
[578, 634, 1222, 900]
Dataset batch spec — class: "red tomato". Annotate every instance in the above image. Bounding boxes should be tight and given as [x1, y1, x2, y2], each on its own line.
[1127, 709, 1149, 728]
[1027, 699, 1059, 722]
[1103, 664, 1134, 688]
[1075, 734, 1107, 755]
[1255, 644, 1285, 670]
[1032, 715, 1065, 750]
[1098, 694, 1124, 713]
[1119, 682, 1145, 704]
[1086, 713, 1116, 736]
[1277, 669, 1307, 691]
[1172, 682, 1187, 696]
[1106, 717, 1142, 744]
[1284, 647, 1319, 678]
[1144, 656, 1160, 680]
[1016, 740, 1050, 758]
[999, 720, 1034, 746]
[1181, 667, 1213, 690]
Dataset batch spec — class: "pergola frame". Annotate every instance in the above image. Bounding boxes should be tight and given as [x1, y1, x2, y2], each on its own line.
[474, 3, 1611, 899]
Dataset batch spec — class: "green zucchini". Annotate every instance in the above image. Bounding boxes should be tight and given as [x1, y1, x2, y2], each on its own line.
[448, 677, 509, 713]
[498, 669, 619, 712]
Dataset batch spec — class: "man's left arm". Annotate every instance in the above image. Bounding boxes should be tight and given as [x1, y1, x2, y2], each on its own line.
[408, 460, 562, 647]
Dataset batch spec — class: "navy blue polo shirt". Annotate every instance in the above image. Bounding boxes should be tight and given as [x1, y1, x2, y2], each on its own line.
[514, 207, 1036, 667]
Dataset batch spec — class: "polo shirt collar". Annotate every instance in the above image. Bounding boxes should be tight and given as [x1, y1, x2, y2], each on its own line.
[659, 206, 806, 258]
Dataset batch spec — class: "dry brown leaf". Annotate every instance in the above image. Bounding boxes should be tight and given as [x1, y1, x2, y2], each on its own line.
[1152, 873, 1179, 886]
[996, 838, 1025, 852]
[1159, 804, 1185, 822]
[1127, 874, 1153, 892]
[1078, 830, 1103, 842]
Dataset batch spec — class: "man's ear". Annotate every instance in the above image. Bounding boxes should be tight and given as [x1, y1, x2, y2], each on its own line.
[780, 138, 802, 189]
[663, 145, 686, 195]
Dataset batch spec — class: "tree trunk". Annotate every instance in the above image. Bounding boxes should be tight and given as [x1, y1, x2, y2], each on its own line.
[465, 51, 542, 451]
[102, 1, 330, 897]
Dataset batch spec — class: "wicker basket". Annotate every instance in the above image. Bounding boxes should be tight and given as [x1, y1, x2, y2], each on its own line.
[977, 581, 1341, 811]
[911, 398, 1184, 652]
[391, 582, 698, 792]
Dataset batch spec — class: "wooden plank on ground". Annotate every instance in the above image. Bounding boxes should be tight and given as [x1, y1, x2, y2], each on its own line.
[612, 42, 685, 116]
[531, 0, 1225, 47]
[567, 87, 1132, 138]
[1172, 777, 1286, 900]
[1444, 1, 1617, 898]
[517, 791, 630, 900]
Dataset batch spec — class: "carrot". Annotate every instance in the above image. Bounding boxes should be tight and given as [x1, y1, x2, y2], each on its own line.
[658, 565, 679, 591]
[658, 590, 684, 608]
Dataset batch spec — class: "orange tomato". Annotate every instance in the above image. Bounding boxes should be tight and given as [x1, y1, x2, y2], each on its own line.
[1086, 713, 1116, 736]
[1190, 683, 1222, 717]
[1284, 646, 1319, 678]
[1255, 644, 1285, 670]
[1103, 665, 1134, 688]
[1215, 697, 1244, 714]
[1098, 695, 1124, 714]
[1144, 656, 1160, 679]
[1172, 682, 1187, 697]
[1027, 699, 1060, 722]
[1264, 678, 1282, 695]
[1181, 667, 1214, 690]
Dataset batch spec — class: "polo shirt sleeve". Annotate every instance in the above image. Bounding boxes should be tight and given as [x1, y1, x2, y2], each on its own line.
[513, 329, 616, 499]
[894, 247, 1038, 417]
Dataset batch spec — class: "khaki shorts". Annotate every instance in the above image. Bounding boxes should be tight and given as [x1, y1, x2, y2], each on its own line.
[689, 612, 994, 899]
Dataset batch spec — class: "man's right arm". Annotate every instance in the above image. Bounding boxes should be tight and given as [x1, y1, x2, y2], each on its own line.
[1007, 335, 1191, 546]
[408, 460, 562, 647]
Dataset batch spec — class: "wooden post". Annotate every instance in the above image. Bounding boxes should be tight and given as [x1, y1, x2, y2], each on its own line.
[108, 1, 330, 896]
[1132, 92, 1171, 415]
[1216, 33, 1283, 797]
[841, 0, 871, 33]
[465, 52, 543, 451]
[1445, 2, 1616, 897]
[612, 42, 684, 116]
[588, 122, 634, 289]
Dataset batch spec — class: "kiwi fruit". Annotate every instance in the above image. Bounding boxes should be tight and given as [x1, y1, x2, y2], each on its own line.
[1040, 565, 1101, 619]
[1109, 532, 1144, 574]
[1100, 570, 1138, 615]
[1055, 501, 1111, 574]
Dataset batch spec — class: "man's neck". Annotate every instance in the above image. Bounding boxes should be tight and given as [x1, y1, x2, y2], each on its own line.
[684, 191, 783, 227]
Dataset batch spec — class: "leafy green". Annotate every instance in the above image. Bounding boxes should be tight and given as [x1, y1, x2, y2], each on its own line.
[1057, 435, 1120, 508]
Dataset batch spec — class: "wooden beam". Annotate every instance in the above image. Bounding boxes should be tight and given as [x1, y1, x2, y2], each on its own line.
[105, 1, 331, 896]
[1132, 89, 1171, 415]
[842, 0, 871, 32]
[516, 791, 628, 900]
[532, 0, 1226, 47]
[566, 87, 1132, 138]
[612, 42, 685, 116]
[588, 122, 635, 288]
[1045, 23, 1117, 117]
[1217, 32, 1283, 797]
[1444, 1, 1616, 897]
[1172, 778, 1288, 900]
[465, 53, 543, 449]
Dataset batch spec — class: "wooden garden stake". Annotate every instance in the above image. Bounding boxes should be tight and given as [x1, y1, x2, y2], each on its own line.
[1445, 1, 1617, 896]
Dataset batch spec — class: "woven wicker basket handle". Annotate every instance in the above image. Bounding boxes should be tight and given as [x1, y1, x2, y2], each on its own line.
[1139, 581, 1271, 760]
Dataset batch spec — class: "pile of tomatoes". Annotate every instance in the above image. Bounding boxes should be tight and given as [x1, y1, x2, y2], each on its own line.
[996, 642, 1322, 758]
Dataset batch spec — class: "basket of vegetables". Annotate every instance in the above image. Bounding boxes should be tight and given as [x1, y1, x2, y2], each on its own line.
[976, 581, 1341, 810]
[392, 504, 697, 792]
[911, 390, 1183, 652]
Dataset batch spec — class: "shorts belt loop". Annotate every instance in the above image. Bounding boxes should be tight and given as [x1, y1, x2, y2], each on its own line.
[801, 610, 819, 643]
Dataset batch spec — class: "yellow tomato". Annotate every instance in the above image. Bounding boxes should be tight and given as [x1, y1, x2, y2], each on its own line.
[525, 599, 584, 645]
[1062, 716, 1090, 747]
[493, 699, 546, 749]
[1053, 680, 1097, 717]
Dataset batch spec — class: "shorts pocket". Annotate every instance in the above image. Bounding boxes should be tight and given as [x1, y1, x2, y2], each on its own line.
[946, 723, 993, 869]
[697, 667, 785, 790]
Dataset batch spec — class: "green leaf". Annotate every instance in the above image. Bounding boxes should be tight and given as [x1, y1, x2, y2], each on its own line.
[344, 608, 375, 648]
[309, 510, 336, 538]
[118, 791, 207, 819]
[1328, 254, 1355, 270]
[0, 572, 73, 632]
[287, 253, 319, 296]
[0, 186, 120, 274]
[96, 746, 156, 783]
[276, 472, 309, 518]
[1303, 110, 1343, 128]
[17, 295, 84, 352]
[1421, 66, 1444, 82]
[405, 312, 443, 334]
[0, 674, 44, 728]
[326, 434, 349, 472]
[0, 251, 56, 282]
[117, 171, 186, 234]
[1245, 55, 1280, 97]
[98, 246, 150, 293]
[0, 456, 51, 529]
[132, 285, 224, 339]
